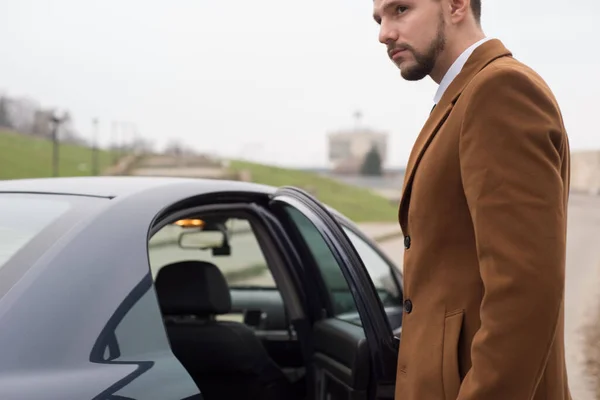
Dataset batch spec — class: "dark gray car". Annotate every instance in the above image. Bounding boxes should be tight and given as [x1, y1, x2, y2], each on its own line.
[0, 176, 404, 400]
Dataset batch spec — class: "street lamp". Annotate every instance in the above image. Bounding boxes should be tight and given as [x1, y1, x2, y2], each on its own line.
[110, 121, 119, 164]
[50, 112, 65, 177]
[353, 110, 363, 130]
[92, 118, 99, 175]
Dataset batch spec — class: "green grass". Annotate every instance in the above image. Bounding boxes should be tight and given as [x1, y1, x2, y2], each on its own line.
[225, 263, 270, 286]
[229, 160, 398, 222]
[0, 130, 117, 180]
[0, 130, 398, 222]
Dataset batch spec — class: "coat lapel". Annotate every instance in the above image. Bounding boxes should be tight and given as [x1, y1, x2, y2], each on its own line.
[398, 39, 513, 233]
[398, 103, 453, 232]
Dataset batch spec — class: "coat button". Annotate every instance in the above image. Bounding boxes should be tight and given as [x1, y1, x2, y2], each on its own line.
[404, 235, 411, 249]
[404, 299, 413, 314]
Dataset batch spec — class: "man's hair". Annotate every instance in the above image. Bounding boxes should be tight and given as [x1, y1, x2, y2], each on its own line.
[471, 0, 481, 23]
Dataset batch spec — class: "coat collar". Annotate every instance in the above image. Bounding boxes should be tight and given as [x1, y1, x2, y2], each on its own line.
[398, 39, 513, 233]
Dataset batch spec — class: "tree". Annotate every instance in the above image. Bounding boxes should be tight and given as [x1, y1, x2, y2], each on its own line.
[360, 144, 383, 176]
[0, 97, 12, 128]
[5, 96, 39, 134]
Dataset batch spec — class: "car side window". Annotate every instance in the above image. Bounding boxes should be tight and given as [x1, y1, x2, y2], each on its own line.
[94, 283, 201, 399]
[109, 287, 169, 359]
[341, 227, 402, 308]
[148, 217, 275, 289]
[148, 216, 280, 324]
[283, 205, 359, 317]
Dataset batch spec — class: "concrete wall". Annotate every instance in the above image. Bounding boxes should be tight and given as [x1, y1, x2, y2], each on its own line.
[122, 154, 238, 180]
[571, 151, 600, 195]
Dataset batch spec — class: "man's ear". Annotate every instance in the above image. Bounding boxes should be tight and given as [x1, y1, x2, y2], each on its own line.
[447, 0, 471, 23]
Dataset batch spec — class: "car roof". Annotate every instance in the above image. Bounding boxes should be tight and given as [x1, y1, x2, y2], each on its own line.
[0, 176, 352, 225]
[0, 176, 277, 199]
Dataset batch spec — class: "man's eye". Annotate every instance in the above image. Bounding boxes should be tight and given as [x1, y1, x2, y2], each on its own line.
[396, 6, 408, 13]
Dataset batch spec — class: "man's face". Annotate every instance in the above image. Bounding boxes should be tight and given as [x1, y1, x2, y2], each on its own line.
[373, 0, 446, 81]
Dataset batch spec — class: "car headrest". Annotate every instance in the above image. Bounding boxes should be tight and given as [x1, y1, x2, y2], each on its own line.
[155, 260, 231, 317]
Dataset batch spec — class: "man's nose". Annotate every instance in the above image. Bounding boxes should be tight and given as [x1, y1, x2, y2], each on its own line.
[378, 23, 399, 45]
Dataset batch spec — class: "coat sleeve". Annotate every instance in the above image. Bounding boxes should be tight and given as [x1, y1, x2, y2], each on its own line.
[457, 64, 569, 399]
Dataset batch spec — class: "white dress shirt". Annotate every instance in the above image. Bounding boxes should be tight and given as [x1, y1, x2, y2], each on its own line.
[433, 37, 493, 105]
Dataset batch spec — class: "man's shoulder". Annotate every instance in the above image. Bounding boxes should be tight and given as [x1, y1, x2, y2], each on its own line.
[470, 55, 554, 98]
[459, 51, 566, 133]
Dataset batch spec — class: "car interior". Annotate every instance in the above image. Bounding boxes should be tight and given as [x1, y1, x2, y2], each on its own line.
[147, 205, 403, 400]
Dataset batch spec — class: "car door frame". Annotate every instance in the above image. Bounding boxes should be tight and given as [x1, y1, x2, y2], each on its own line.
[332, 212, 404, 298]
[269, 186, 399, 396]
[333, 214, 405, 336]
[149, 199, 325, 397]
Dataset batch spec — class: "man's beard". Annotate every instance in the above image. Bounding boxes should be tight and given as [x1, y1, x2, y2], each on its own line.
[397, 16, 446, 81]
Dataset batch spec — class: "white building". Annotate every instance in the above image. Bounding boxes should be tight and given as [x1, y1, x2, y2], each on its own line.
[327, 116, 388, 173]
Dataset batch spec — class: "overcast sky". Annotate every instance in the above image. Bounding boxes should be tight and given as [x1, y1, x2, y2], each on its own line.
[1, 0, 598, 167]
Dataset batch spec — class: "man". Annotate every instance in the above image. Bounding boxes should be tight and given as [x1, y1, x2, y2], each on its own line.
[372, 0, 572, 399]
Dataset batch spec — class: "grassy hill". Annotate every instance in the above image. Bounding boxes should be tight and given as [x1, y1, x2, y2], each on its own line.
[229, 160, 398, 222]
[0, 130, 116, 180]
[0, 130, 398, 222]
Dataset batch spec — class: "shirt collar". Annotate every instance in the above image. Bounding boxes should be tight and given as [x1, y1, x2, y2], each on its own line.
[433, 37, 493, 105]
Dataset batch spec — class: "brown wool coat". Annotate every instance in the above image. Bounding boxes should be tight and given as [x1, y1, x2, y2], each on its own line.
[394, 39, 572, 400]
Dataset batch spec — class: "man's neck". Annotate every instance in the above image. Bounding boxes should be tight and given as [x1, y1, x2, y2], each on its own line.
[430, 30, 486, 84]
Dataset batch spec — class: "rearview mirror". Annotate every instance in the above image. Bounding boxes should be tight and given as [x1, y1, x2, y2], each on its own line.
[178, 229, 225, 250]
[177, 220, 232, 256]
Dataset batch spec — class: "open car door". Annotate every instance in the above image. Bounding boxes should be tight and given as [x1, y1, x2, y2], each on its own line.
[269, 186, 398, 399]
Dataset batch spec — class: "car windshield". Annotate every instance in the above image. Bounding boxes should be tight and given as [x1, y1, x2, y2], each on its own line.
[0, 194, 73, 269]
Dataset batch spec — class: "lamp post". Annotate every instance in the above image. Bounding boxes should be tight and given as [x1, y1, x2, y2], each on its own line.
[50, 113, 64, 177]
[110, 121, 119, 164]
[92, 118, 99, 175]
[353, 110, 363, 130]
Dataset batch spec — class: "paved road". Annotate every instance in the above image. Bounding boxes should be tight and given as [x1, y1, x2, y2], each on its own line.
[372, 193, 600, 399]
[563, 194, 600, 399]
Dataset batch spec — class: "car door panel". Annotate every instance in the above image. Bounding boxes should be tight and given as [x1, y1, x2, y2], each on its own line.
[229, 288, 304, 369]
[313, 319, 371, 391]
[269, 187, 398, 399]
